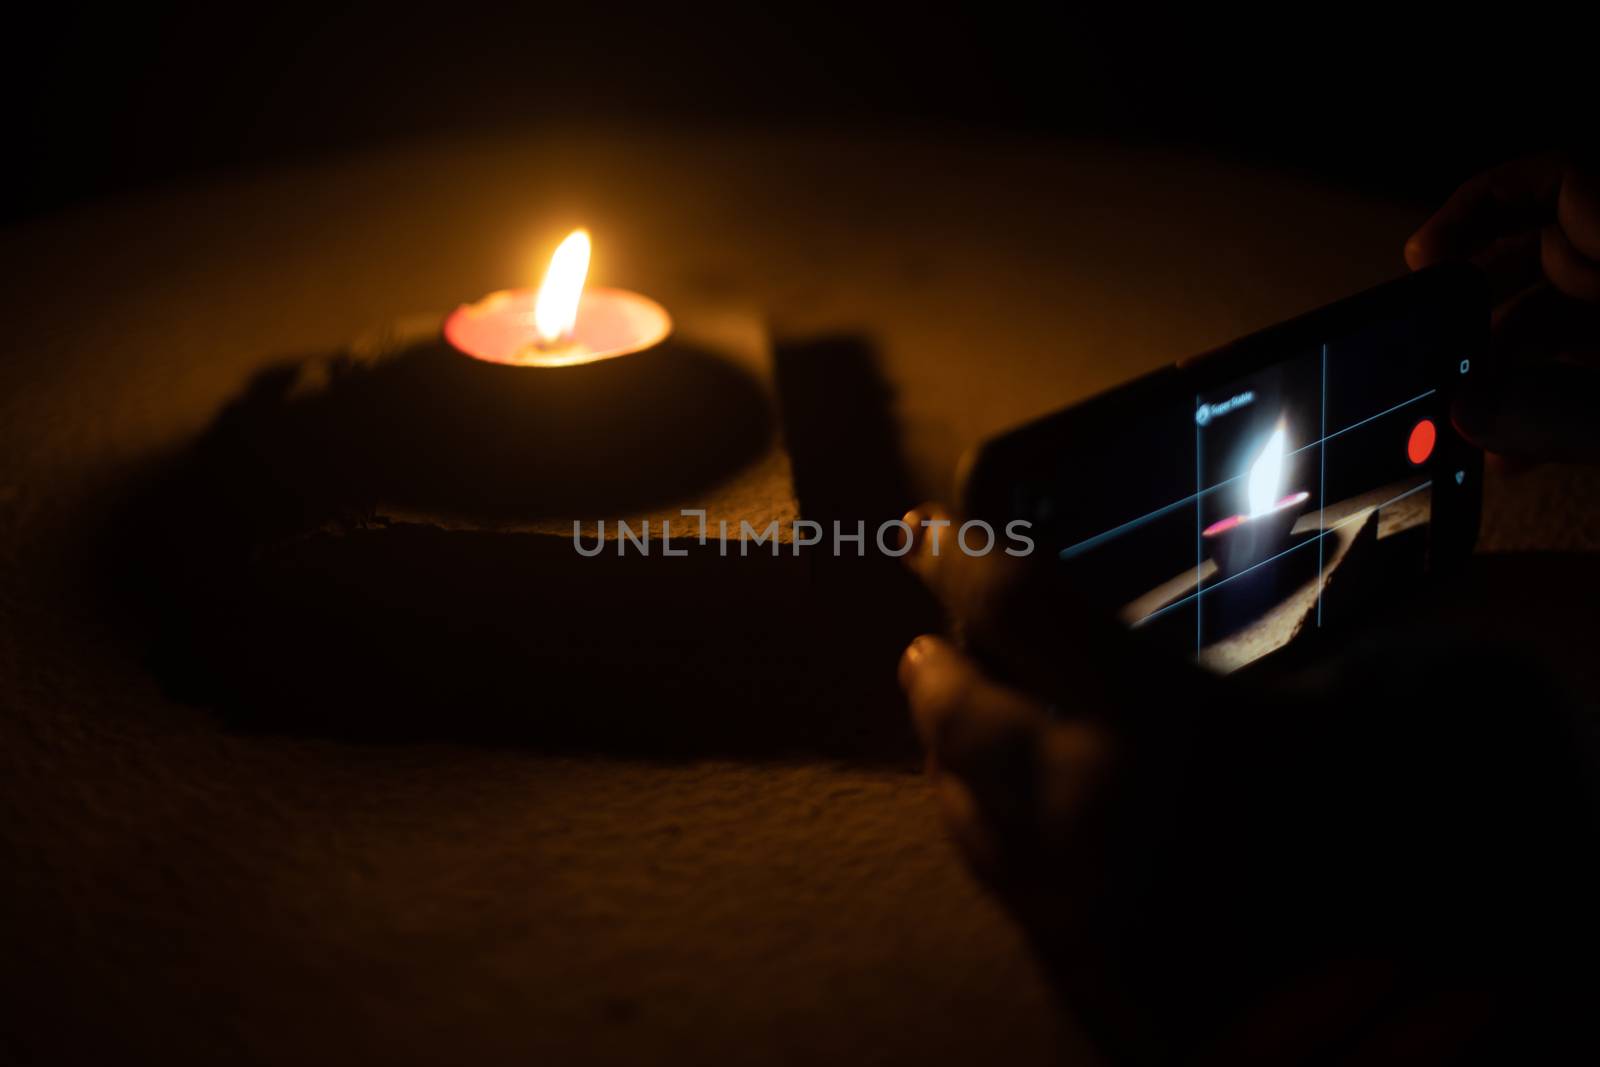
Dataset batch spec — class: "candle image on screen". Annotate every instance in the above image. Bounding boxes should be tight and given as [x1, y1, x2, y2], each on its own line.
[1053, 312, 1446, 674]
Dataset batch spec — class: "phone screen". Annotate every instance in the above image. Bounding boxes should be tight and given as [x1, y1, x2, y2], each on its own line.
[980, 272, 1482, 674]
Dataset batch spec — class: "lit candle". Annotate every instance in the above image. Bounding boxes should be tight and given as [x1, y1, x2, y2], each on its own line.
[444, 229, 672, 367]
[1203, 418, 1311, 577]
[1202, 420, 1311, 539]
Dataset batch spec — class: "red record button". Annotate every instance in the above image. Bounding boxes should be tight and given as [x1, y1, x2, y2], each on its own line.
[1407, 418, 1436, 465]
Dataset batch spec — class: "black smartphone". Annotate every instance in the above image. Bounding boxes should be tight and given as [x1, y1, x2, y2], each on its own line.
[958, 265, 1486, 675]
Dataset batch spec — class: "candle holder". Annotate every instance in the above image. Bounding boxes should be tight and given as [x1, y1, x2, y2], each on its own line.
[1202, 490, 1312, 579]
[442, 229, 670, 370]
[323, 326, 769, 519]
[444, 286, 672, 368]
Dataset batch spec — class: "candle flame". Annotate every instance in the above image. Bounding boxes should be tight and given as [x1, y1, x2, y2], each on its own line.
[534, 229, 591, 344]
[1246, 420, 1287, 517]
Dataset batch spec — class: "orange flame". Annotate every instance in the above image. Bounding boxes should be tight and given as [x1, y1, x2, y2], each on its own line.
[534, 229, 591, 344]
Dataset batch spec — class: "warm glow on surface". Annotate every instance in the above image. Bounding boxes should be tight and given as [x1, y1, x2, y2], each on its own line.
[534, 229, 591, 344]
[1247, 421, 1287, 517]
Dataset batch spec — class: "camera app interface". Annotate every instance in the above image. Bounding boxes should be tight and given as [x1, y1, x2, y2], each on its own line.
[1054, 310, 1463, 673]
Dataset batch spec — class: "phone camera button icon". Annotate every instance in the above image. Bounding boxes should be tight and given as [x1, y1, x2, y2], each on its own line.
[1194, 404, 1212, 427]
[1460, 359, 1471, 375]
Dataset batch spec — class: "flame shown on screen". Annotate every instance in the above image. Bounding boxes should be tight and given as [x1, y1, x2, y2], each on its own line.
[533, 229, 591, 345]
[1246, 420, 1288, 517]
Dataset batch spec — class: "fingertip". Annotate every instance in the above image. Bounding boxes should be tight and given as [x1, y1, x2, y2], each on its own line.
[1404, 233, 1430, 271]
[898, 633, 931, 687]
[901, 634, 978, 753]
[907, 501, 952, 526]
[902, 502, 951, 556]
[899, 632, 953, 689]
[899, 507, 925, 556]
[1405, 226, 1454, 271]
[903, 501, 955, 588]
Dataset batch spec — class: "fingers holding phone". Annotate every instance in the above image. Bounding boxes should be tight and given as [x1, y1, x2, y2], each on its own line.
[1408, 153, 1600, 463]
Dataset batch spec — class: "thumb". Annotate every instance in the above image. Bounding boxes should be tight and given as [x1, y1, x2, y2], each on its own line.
[1453, 361, 1600, 464]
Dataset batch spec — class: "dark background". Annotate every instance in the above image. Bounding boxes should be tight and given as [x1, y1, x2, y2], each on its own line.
[2, 2, 1591, 226]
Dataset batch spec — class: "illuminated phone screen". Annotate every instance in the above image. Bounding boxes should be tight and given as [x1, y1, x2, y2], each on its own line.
[986, 272, 1482, 674]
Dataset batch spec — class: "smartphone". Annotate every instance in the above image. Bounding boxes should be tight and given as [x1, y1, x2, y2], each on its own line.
[958, 265, 1486, 675]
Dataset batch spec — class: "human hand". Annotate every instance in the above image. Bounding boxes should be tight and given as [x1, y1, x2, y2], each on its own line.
[895, 503, 1369, 1063]
[897, 504, 1600, 1064]
[1406, 153, 1600, 464]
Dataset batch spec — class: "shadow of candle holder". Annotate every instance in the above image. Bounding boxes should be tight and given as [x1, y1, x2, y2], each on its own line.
[112, 330, 938, 766]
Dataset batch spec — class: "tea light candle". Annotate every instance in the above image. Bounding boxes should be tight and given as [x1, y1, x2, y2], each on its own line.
[444, 229, 673, 367]
[1202, 419, 1311, 577]
[1202, 420, 1310, 537]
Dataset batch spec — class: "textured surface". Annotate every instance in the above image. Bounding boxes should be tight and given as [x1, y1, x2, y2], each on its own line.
[5, 127, 1599, 1066]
